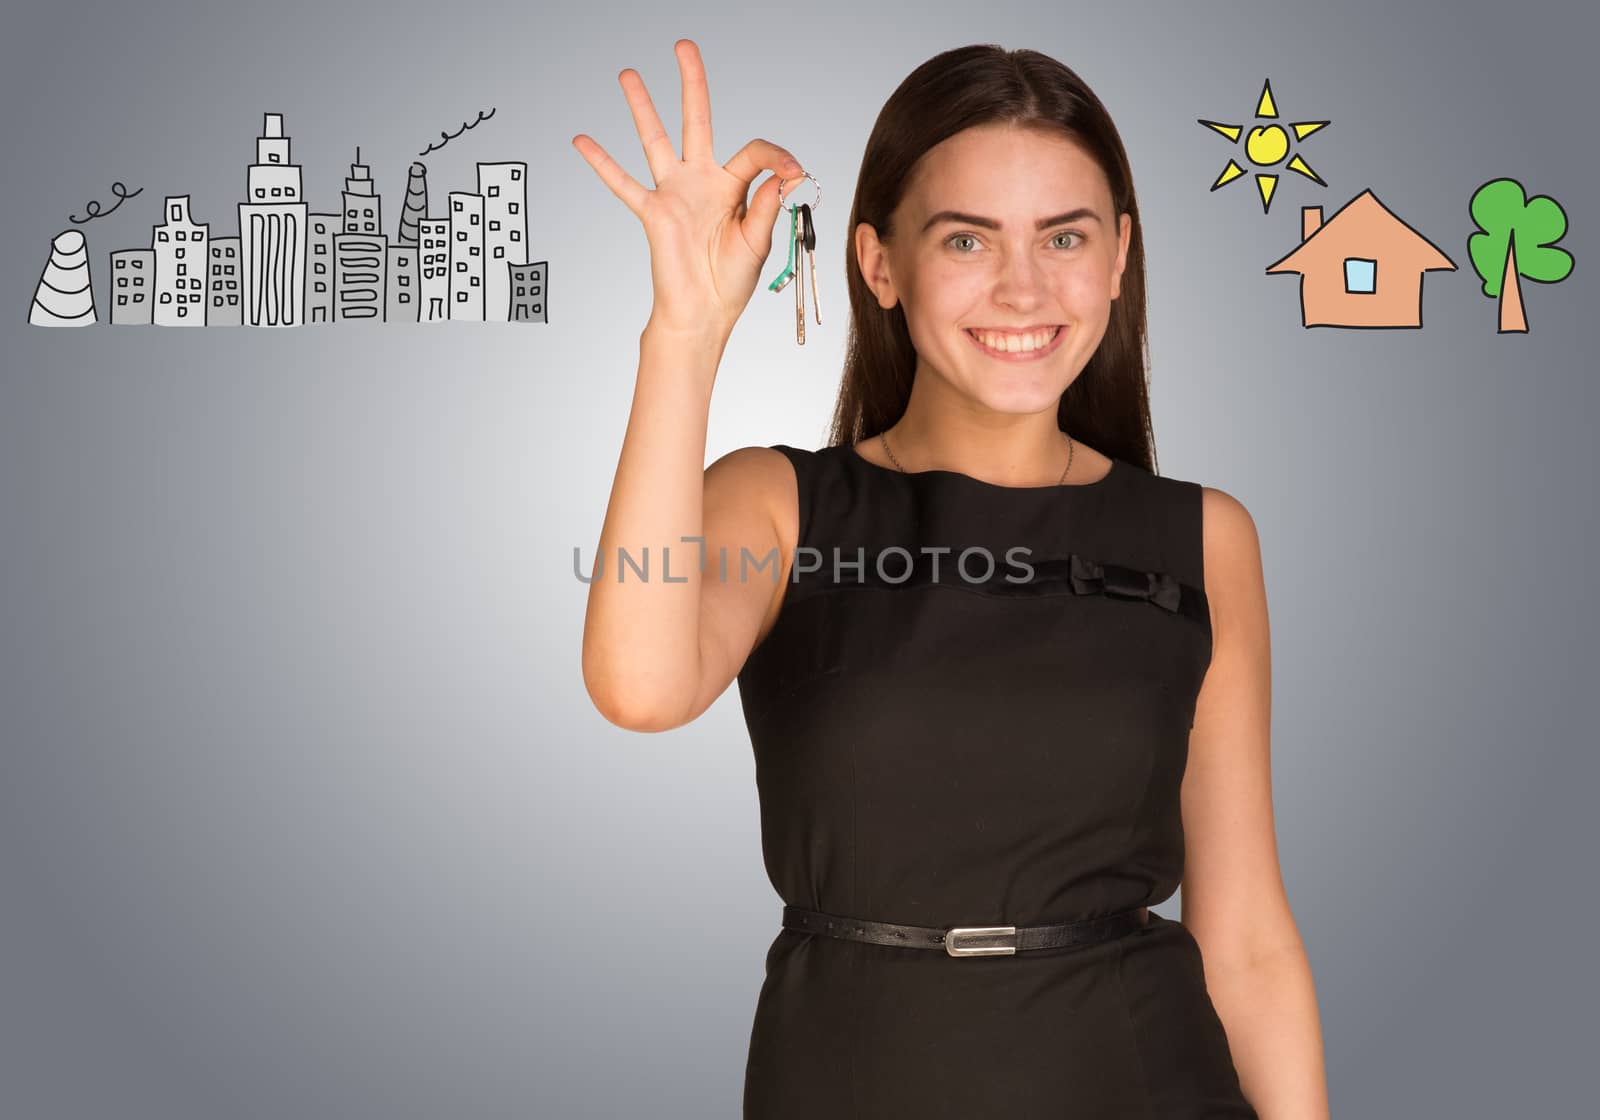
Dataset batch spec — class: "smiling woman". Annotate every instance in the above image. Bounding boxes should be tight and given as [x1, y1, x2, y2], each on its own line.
[576, 37, 1326, 1119]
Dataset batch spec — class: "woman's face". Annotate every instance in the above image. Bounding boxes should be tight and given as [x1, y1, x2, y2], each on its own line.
[857, 122, 1132, 415]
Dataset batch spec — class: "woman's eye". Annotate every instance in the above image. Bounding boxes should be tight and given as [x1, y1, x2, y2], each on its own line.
[944, 231, 1080, 252]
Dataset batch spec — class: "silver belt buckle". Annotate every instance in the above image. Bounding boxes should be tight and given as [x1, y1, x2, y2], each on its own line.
[944, 925, 1017, 957]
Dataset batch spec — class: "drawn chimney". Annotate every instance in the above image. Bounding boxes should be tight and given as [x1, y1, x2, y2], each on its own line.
[398, 161, 429, 247]
[1300, 206, 1323, 242]
[29, 229, 98, 326]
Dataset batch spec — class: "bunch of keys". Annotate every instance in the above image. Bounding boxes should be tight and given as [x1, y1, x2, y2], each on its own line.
[766, 171, 821, 344]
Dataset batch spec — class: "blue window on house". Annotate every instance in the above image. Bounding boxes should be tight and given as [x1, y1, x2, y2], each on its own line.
[1344, 257, 1376, 294]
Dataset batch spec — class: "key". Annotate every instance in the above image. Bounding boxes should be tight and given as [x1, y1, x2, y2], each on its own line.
[800, 204, 820, 325]
[768, 203, 797, 293]
[794, 204, 805, 343]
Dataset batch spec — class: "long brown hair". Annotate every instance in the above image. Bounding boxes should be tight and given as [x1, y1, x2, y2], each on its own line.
[828, 44, 1159, 475]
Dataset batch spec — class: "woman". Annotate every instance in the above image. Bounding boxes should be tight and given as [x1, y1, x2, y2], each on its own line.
[576, 38, 1328, 1117]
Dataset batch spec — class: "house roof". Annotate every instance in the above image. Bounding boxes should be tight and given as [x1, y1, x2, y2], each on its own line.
[1265, 188, 1457, 275]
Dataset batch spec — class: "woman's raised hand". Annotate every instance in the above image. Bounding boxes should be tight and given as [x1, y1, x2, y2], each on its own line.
[572, 39, 804, 339]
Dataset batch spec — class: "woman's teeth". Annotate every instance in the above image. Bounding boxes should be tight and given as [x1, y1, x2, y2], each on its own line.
[966, 326, 1062, 354]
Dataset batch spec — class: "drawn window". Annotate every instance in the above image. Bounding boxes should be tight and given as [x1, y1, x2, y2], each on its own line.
[490, 220, 500, 231]
[116, 259, 126, 269]
[457, 291, 467, 302]
[257, 188, 267, 199]
[470, 246, 479, 256]
[170, 204, 180, 220]
[470, 213, 479, 225]
[229, 296, 238, 305]
[118, 295, 127, 305]
[134, 294, 144, 302]
[517, 286, 524, 296]
[161, 292, 171, 303]
[399, 293, 409, 303]
[157, 231, 167, 242]
[489, 185, 500, 197]
[271, 187, 282, 197]
[213, 265, 221, 276]
[316, 282, 327, 292]
[399, 276, 408, 286]
[364, 207, 374, 218]
[315, 243, 326, 254]
[494, 247, 505, 258]
[269, 153, 280, 164]
[509, 203, 519, 214]
[133, 259, 143, 267]
[530, 284, 541, 295]
[471, 276, 479, 286]
[178, 306, 187, 317]
[215, 297, 224, 307]
[1344, 258, 1377, 294]
[511, 231, 520, 241]
[457, 231, 467, 241]
[347, 208, 358, 218]
[453, 199, 463, 211]
[511, 168, 521, 181]
[456, 262, 466, 272]
[118, 277, 128, 287]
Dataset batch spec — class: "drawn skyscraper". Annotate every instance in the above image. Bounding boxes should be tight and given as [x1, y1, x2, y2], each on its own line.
[237, 112, 308, 326]
[153, 195, 208, 326]
[307, 213, 339, 322]
[447, 191, 485, 321]
[398, 162, 428, 247]
[209, 236, 242, 326]
[478, 161, 527, 321]
[110, 248, 154, 325]
[418, 217, 449, 322]
[29, 230, 98, 326]
[335, 149, 387, 320]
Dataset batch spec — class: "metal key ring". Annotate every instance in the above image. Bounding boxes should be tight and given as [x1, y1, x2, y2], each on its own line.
[776, 171, 820, 214]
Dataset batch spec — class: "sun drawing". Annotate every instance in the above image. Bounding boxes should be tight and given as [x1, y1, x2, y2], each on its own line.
[1198, 78, 1330, 214]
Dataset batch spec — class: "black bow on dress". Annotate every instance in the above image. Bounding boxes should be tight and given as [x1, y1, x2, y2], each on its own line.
[1068, 553, 1182, 612]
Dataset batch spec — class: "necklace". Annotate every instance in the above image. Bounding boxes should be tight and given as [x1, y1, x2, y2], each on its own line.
[878, 430, 1076, 485]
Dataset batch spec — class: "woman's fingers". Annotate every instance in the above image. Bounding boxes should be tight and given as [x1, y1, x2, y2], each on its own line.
[675, 39, 714, 164]
[618, 67, 678, 186]
[724, 139, 803, 194]
[571, 134, 649, 219]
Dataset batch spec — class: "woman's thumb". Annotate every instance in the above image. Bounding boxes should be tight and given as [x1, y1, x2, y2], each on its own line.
[742, 172, 789, 261]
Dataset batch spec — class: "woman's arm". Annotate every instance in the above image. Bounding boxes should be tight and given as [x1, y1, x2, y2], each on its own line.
[1180, 486, 1330, 1118]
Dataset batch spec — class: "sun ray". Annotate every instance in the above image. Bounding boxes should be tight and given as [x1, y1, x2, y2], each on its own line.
[1255, 79, 1278, 118]
[1291, 120, 1330, 141]
[1257, 174, 1278, 212]
[1198, 119, 1243, 142]
[1286, 154, 1326, 185]
[1210, 160, 1248, 190]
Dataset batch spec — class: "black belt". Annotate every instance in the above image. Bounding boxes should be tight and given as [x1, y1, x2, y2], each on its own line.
[781, 904, 1150, 958]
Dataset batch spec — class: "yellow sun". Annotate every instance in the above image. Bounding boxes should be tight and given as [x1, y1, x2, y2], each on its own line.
[1198, 79, 1330, 213]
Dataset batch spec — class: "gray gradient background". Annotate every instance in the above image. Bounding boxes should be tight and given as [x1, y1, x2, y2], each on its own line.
[1, 0, 1593, 1116]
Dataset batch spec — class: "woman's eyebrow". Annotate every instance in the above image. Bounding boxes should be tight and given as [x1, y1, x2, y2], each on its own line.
[921, 208, 1103, 233]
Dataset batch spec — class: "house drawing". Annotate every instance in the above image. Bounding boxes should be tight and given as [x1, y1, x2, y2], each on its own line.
[1265, 188, 1457, 329]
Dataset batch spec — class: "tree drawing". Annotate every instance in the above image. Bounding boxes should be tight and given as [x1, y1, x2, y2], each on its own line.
[1467, 178, 1573, 334]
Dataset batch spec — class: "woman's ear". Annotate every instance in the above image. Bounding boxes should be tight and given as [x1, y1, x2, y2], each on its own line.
[1110, 211, 1131, 301]
[855, 221, 899, 311]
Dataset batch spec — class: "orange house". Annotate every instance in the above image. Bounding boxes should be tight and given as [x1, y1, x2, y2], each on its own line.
[1265, 189, 1457, 328]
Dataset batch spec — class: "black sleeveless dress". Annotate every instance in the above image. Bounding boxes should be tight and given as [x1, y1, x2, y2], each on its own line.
[734, 442, 1257, 1118]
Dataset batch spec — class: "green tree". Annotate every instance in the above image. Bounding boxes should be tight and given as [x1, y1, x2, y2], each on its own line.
[1467, 178, 1573, 333]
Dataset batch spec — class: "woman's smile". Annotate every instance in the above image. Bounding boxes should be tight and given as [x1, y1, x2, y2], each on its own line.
[964, 325, 1067, 361]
